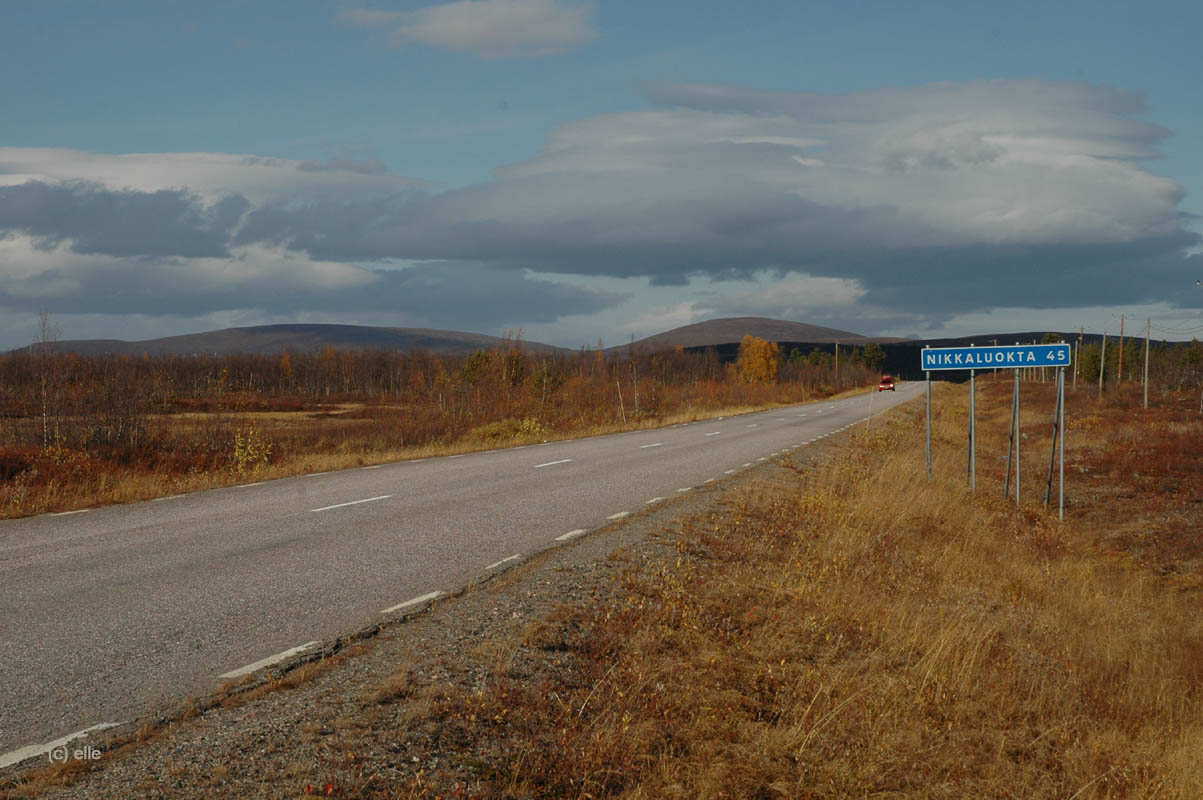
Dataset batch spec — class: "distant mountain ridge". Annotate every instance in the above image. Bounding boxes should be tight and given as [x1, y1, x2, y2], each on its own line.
[24, 324, 569, 357]
[612, 317, 906, 352]
[17, 319, 1139, 361]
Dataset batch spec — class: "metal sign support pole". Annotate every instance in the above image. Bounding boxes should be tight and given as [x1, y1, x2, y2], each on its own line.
[1059, 367, 1066, 521]
[1044, 369, 1063, 510]
[968, 369, 976, 492]
[925, 370, 932, 480]
[1015, 370, 1021, 507]
[1004, 371, 1016, 499]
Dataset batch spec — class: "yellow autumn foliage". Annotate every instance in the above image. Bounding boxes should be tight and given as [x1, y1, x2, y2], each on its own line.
[736, 334, 779, 383]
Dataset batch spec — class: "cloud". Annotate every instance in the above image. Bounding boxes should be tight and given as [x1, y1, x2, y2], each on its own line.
[210, 79, 1197, 314]
[0, 181, 246, 258]
[1, 78, 1198, 333]
[341, 0, 595, 57]
[0, 234, 624, 328]
[0, 148, 425, 204]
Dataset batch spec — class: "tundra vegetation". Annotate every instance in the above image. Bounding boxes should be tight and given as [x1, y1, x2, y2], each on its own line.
[0, 334, 879, 518]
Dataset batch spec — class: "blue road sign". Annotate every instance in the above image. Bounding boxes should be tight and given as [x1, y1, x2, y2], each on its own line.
[921, 343, 1071, 372]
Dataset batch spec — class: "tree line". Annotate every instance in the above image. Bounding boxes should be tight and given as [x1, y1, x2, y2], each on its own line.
[0, 335, 873, 457]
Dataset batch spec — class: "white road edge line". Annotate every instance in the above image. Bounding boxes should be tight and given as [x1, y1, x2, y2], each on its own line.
[705, 431, 722, 436]
[677, 487, 692, 492]
[0, 722, 122, 770]
[486, 554, 520, 570]
[50, 509, 90, 516]
[380, 590, 445, 615]
[606, 511, 630, 520]
[305, 471, 331, 478]
[724, 469, 737, 474]
[361, 465, 382, 470]
[534, 458, 572, 468]
[556, 529, 587, 541]
[236, 482, 265, 488]
[646, 497, 665, 504]
[640, 443, 664, 449]
[309, 495, 391, 513]
[151, 494, 183, 502]
[219, 641, 320, 680]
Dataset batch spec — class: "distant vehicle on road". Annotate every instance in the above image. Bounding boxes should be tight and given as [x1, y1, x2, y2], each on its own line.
[878, 375, 895, 391]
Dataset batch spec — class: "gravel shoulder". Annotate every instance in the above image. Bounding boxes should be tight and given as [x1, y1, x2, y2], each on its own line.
[0, 431, 850, 800]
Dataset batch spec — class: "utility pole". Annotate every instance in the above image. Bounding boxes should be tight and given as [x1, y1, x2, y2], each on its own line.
[834, 340, 839, 387]
[1143, 318, 1151, 409]
[1075, 328, 1082, 390]
[1098, 332, 1106, 399]
[1117, 314, 1125, 386]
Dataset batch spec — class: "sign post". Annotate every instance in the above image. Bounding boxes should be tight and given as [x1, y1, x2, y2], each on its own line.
[968, 368, 976, 491]
[925, 368, 932, 480]
[921, 342, 1070, 514]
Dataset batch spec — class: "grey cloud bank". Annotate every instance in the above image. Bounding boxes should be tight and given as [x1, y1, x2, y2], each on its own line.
[0, 78, 1198, 335]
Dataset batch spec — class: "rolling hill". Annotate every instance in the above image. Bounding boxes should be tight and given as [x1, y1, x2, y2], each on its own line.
[610, 317, 906, 352]
[26, 324, 568, 357]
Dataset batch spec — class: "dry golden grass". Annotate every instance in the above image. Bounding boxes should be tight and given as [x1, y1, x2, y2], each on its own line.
[0, 393, 868, 519]
[382, 381, 1203, 798]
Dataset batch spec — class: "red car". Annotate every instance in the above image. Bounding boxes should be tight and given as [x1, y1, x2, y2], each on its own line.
[878, 375, 895, 391]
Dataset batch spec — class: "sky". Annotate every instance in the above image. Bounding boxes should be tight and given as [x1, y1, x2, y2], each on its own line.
[1, 0, 1201, 351]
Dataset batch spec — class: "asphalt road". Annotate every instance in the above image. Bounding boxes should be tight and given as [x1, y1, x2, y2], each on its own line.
[0, 384, 921, 765]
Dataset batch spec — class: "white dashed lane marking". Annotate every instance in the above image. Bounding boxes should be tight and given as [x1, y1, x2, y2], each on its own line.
[646, 497, 665, 504]
[219, 641, 320, 679]
[533, 459, 572, 468]
[380, 591, 444, 615]
[556, 529, 587, 541]
[705, 431, 722, 437]
[310, 495, 391, 513]
[606, 511, 630, 520]
[640, 443, 664, 449]
[486, 554, 520, 570]
[0, 722, 122, 770]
